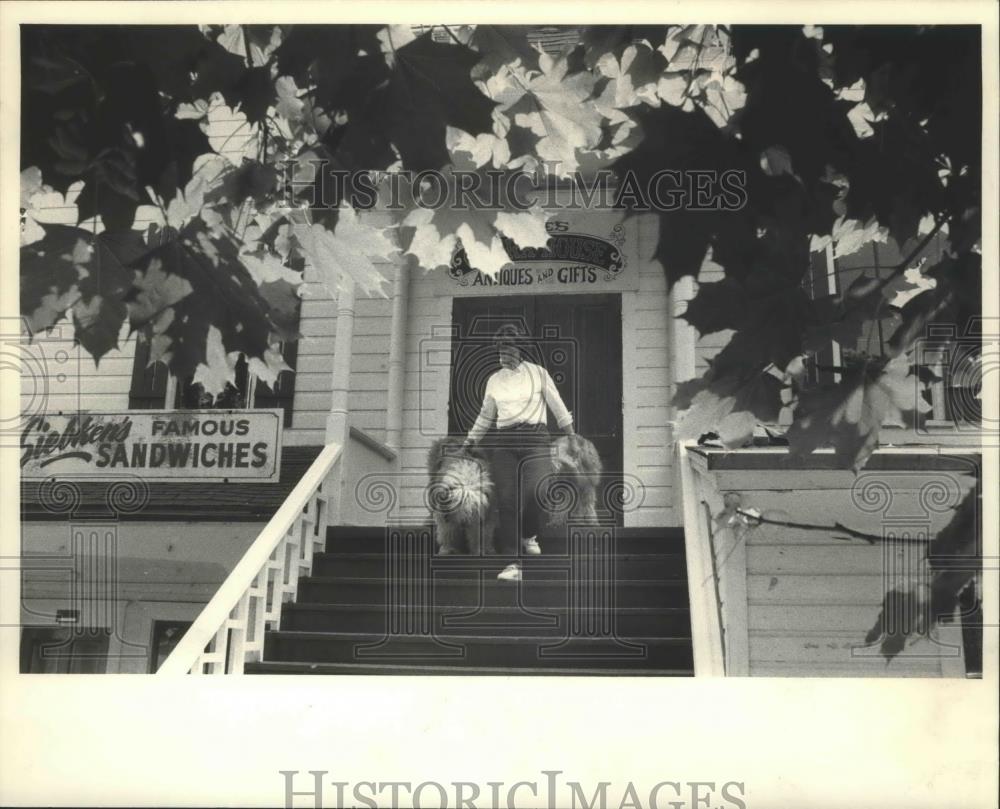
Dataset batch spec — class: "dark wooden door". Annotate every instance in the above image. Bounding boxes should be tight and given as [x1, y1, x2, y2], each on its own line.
[449, 294, 623, 524]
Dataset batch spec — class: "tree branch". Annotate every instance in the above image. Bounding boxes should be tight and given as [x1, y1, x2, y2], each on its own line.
[735, 508, 930, 545]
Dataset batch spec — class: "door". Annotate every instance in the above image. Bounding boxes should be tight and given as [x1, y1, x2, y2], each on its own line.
[449, 294, 624, 525]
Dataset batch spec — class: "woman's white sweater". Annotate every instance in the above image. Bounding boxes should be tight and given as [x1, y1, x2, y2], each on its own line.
[467, 361, 573, 442]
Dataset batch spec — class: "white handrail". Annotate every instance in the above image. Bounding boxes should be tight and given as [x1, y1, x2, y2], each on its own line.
[159, 443, 343, 674]
[678, 442, 727, 677]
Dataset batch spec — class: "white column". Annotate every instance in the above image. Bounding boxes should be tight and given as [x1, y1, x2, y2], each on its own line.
[669, 275, 697, 389]
[326, 277, 356, 445]
[385, 258, 410, 452]
[669, 275, 698, 522]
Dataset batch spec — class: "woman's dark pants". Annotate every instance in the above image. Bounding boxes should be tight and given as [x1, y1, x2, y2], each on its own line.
[482, 424, 551, 555]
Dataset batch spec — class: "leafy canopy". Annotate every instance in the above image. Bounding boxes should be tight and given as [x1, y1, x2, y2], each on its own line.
[20, 24, 982, 472]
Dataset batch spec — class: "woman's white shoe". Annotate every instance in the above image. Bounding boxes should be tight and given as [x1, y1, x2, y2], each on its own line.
[521, 536, 541, 555]
[497, 563, 522, 581]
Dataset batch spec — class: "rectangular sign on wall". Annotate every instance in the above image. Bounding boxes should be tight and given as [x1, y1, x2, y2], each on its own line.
[20, 410, 283, 482]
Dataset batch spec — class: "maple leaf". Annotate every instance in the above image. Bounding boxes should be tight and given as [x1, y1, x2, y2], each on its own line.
[674, 369, 785, 448]
[20, 167, 46, 208]
[275, 25, 387, 115]
[611, 102, 758, 283]
[494, 209, 551, 251]
[446, 124, 512, 170]
[382, 34, 499, 171]
[886, 254, 978, 357]
[274, 75, 305, 123]
[683, 276, 813, 372]
[239, 250, 302, 287]
[216, 24, 275, 68]
[698, 73, 748, 129]
[401, 206, 460, 272]
[205, 160, 278, 209]
[247, 345, 293, 390]
[257, 279, 302, 339]
[205, 94, 259, 165]
[735, 31, 859, 193]
[191, 325, 238, 397]
[470, 25, 543, 77]
[885, 266, 938, 309]
[72, 149, 145, 231]
[661, 25, 735, 74]
[72, 295, 127, 362]
[117, 25, 244, 104]
[377, 25, 419, 65]
[121, 220, 289, 379]
[505, 48, 605, 177]
[810, 215, 888, 258]
[844, 117, 944, 248]
[134, 154, 229, 231]
[400, 177, 550, 276]
[594, 43, 665, 111]
[20, 171, 81, 246]
[457, 231, 512, 279]
[237, 246, 303, 339]
[126, 256, 195, 327]
[786, 354, 931, 470]
[20, 224, 95, 333]
[652, 25, 746, 129]
[294, 207, 397, 299]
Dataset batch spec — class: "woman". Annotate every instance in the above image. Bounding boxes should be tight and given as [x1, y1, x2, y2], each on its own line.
[462, 323, 575, 581]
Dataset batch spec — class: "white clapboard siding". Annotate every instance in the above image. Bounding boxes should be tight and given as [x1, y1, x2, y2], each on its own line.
[395, 283, 452, 520]
[705, 463, 976, 677]
[21, 321, 137, 415]
[621, 214, 676, 525]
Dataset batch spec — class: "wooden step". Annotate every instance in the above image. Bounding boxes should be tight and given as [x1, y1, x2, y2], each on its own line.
[246, 660, 693, 676]
[296, 575, 689, 609]
[309, 551, 687, 580]
[280, 602, 692, 638]
[325, 525, 686, 556]
[264, 526, 694, 675]
[263, 630, 694, 670]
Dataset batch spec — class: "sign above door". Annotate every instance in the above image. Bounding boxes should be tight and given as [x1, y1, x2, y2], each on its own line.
[437, 211, 640, 296]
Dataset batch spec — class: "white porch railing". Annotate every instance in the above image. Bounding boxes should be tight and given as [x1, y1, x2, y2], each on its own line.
[677, 442, 728, 676]
[158, 443, 342, 674]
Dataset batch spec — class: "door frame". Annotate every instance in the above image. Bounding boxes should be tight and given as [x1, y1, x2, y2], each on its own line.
[448, 293, 624, 523]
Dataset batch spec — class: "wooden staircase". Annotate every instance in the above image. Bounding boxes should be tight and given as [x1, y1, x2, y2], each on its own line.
[246, 525, 694, 675]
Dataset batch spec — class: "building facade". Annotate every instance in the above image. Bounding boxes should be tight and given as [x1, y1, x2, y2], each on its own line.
[18, 106, 983, 675]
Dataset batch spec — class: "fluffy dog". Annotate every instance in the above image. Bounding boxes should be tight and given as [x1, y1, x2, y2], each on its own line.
[426, 437, 498, 555]
[546, 434, 604, 527]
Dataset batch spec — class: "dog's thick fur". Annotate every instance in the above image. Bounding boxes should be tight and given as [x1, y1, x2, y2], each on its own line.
[546, 434, 603, 527]
[426, 437, 498, 554]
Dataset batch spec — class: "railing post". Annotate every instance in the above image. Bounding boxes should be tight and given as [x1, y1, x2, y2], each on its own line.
[158, 445, 341, 674]
[678, 443, 727, 676]
[326, 276, 355, 446]
[669, 275, 697, 515]
[326, 276, 355, 521]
